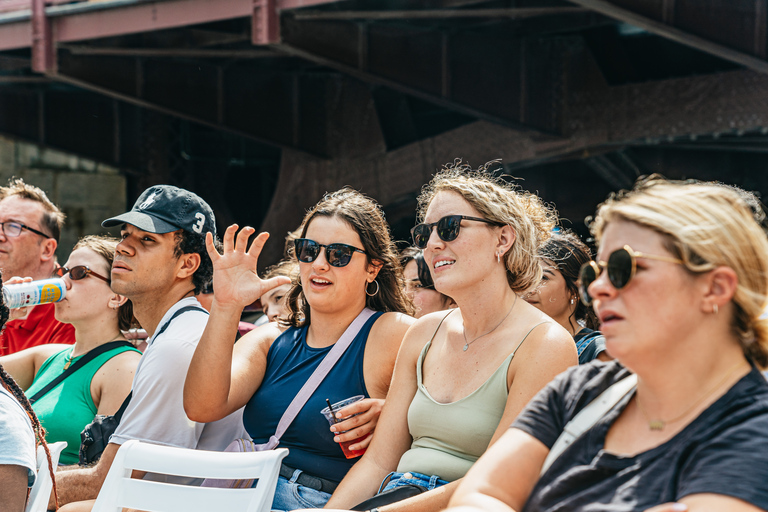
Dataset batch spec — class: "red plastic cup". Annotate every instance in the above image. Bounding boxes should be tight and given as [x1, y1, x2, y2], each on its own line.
[321, 395, 369, 459]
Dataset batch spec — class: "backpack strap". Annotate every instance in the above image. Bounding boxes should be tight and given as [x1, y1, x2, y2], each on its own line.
[540, 373, 638, 475]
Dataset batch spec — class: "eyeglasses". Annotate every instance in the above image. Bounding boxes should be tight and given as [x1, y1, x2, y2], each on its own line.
[578, 245, 683, 305]
[411, 215, 504, 249]
[54, 265, 111, 284]
[0, 221, 50, 239]
[294, 238, 367, 268]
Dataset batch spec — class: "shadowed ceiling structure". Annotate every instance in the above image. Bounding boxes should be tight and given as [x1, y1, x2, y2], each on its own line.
[1, 0, 768, 264]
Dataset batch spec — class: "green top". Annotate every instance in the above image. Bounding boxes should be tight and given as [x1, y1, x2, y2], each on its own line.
[26, 344, 140, 465]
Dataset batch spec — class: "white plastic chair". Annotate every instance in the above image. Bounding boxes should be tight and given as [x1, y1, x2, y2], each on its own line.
[26, 441, 67, 512]
[91, 440, 289, 512]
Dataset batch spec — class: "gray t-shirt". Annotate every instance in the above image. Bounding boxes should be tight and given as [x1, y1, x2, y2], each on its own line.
[0, 385, 36, 487]
[513, 360, 768, 512]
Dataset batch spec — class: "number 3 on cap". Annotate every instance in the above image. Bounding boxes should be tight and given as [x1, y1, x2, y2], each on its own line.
[193, 212, 206, 234]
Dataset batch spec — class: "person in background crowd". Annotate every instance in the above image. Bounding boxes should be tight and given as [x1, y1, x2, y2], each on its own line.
[184, 188, 414, 511]
[55, 185, 245, 512]
[400, 247, 456, 318]
[0, 272, 60, 511]
[524, 231, 609, 364]
[0, 236, 141, 465]
[323, 163, 576, 512]
[261, 259, 299, 324]
[446, 177, 768, 512]
[0, 178, 74, 356]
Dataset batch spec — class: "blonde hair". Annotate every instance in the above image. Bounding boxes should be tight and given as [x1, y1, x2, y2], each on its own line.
[591, 176, 768, 368]
[417, 160, 557, 294]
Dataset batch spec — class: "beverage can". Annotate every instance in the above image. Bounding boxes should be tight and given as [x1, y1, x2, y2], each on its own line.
[2, 278, 67, 309]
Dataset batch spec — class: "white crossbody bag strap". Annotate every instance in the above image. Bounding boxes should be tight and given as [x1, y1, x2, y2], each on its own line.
[540, 373, 638, 475]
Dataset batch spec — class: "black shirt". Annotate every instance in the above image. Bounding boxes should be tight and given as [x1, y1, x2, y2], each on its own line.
[513, 361, 768, 512]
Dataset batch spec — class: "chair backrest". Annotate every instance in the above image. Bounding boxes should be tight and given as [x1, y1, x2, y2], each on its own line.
[91, 440, 289, 512]
[26, 441, 67, 512]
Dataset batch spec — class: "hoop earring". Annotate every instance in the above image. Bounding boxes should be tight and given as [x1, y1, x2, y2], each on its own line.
[365, 280, 380, 297]
[569, 298, 575, 305]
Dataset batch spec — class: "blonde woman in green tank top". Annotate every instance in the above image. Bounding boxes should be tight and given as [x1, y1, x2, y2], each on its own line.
[0, 236, 141, 465]
[324, 162, 578, 512]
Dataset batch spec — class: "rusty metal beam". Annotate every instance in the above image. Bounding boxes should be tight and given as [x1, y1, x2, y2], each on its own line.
[46, 70, 319, 156]
[31, 0, 54, 73]
[253, 0, 279, 44]
[62, 46, 277, 58]
[274, 42, 554, 135]
[291, 7, 587, 21]
[567, 0, 768, 74]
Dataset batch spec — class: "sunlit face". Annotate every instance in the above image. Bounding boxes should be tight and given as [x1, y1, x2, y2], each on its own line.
[523, 260, 576, 331]
[112, 224, 182, 300]
[422, 191, 499, 296]
[403, 259, 451, 318]
[588, 220, 699, 363]
[54, 247, 115, 325]
[0, 196, 51, 280]
[299, 215, 377, 316]
[261, 283, 292, 323]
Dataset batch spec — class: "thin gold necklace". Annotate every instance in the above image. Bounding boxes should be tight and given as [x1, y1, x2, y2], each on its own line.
[635, 360, 747, 431]
[462, 295, 517, 352]
[63, 334, 124, 370]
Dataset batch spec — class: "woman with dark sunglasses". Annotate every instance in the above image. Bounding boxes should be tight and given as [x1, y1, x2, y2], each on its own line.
[400, 247, 456, 318]
[320, 163, 576, 512]
[0, 235, 140, 465]
[445, 177, 768, 512]
[523, 231, 609, 364]
[184, 188, 414, 511]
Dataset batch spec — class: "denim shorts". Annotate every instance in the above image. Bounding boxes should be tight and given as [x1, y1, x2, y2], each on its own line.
[379, 470, 450, 494]
[271, 470, 331, 512]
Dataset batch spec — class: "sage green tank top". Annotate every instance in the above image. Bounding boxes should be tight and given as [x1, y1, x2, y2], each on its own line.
[397, 315, 545, 481]
[26, 344, 140, 465]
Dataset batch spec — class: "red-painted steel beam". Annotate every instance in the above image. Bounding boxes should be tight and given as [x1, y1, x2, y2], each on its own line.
[31, 0, 55, 73]
[0, 0, 346, 52]
[253, 0, 278, 44]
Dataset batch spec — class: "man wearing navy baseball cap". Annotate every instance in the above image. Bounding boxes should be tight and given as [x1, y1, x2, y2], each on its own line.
[54, 185, 246, 509]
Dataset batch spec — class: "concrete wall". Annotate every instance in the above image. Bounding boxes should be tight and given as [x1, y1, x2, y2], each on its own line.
[0, 135, 127, 264]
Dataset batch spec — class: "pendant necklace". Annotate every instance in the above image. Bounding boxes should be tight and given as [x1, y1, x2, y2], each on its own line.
[462, 295, 517, 352]
[635, 360, 747, 431]
[63, 334, 124, 370]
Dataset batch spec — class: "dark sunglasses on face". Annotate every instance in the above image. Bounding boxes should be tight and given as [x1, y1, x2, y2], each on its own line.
[578, 245, 684, 305]
[411, 215, 504, 249]
[54, 265, 111, 284]
[294, 238, 367, 268]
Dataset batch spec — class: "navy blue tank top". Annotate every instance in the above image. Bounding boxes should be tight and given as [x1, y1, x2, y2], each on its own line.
[243, 311, 383, 483]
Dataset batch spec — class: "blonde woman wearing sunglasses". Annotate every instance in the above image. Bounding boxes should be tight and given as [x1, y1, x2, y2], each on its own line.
[0, 236, 140, 465]
[317, 163, 576, 512]
[446, 177, 768, 512]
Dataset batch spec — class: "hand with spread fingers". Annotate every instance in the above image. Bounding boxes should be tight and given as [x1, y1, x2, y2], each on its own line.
[205, 225, 291, 310]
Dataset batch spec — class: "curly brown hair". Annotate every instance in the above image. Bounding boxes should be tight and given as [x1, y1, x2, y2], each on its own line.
[284, 188, 413, 326]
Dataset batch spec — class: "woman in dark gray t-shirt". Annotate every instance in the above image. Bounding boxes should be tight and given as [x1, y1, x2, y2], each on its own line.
[445, 177, 768, 512]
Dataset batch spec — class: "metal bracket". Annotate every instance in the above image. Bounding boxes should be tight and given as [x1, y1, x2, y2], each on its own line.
[31, 0, 56, 73]
[253, 0, 280, 45]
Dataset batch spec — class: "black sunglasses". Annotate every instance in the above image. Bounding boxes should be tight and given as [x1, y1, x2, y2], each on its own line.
[294, 238, 367, 268]
[54, 265, 111, 284]
[411, 215, 504, 249]
[578, 245, 683, 305]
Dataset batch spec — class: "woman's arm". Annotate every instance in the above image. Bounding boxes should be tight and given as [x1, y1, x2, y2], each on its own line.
[90, 350, 141, 415]
[446, 428, 549, 512]
[324, 315, 438, 509]
[0, 344, 68, 390]
[330, 312, 416, 450]
[183, 225, 290, 422]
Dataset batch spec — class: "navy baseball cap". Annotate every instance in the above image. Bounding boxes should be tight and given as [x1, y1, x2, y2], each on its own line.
[102, 185, 216, 237]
